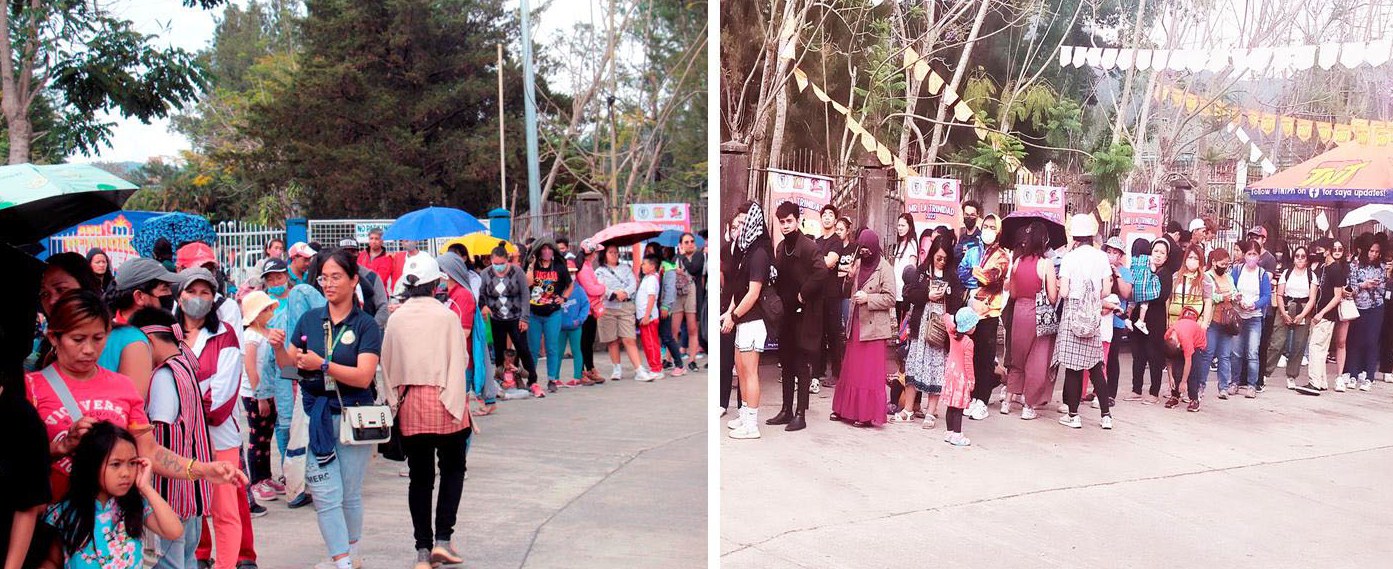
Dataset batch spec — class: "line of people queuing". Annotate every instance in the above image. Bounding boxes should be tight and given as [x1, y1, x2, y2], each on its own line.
[721, 200, 1392, 445]
[2, 226, 707, 569]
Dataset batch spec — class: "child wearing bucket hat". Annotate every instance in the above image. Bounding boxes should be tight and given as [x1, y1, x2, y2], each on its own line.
[940, 306, 982, 446]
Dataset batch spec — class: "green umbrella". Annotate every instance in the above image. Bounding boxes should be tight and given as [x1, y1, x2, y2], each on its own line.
[0, 163, 138, 245]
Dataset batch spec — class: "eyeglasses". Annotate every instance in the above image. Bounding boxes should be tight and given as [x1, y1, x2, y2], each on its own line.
[317, 274, 349, 285]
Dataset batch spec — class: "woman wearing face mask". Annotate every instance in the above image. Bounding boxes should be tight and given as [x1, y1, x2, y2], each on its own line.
[101, 258, 182, 398]
[525, 242, 574, 394]
[830, 228, 896, 428]
[963, 214, 1009, 420]
[1343, 235, 1385, 391]
[173, 268, 257, 569]
[479, 245, 540, 395]
[1204, 249, 1239, 398]
[1228, 240, 1272, 399]
[1163, 246, 1212, 404]
[1127, 239, 1173, 404]
[900, 236, 962, 427]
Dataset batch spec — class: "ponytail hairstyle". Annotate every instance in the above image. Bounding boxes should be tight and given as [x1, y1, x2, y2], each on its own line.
[53, 421, 146, 556]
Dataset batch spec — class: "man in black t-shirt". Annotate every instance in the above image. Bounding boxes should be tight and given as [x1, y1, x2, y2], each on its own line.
[812, 205, 843, 390]
[722, 202, 773, 440]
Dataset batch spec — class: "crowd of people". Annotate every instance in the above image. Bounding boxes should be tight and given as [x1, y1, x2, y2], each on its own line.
[3, 225, 707, 569]
[720, 200, 1393, 445]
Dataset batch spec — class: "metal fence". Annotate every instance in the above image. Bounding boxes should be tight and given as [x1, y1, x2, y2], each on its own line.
[212, 221, 285, 288]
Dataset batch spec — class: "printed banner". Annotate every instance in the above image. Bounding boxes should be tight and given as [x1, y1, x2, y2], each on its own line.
[1119, 192, 1165, 251]
[903, 177, 962, 229]
[354, 222, 391, 244]
[630, 203, 691, 232]
[44, 211, 165, 271]
[765, 169, 832, 246]
[1013, 184, 1067, 224]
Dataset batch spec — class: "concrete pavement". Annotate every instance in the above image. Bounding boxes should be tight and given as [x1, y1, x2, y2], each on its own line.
[720, 353, 1393, 568]
[249, 355, 708, 569]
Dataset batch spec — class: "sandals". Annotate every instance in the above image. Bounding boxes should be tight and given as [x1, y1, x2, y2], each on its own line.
[471, 403, 496, 417]
[890, 409, 914, 423]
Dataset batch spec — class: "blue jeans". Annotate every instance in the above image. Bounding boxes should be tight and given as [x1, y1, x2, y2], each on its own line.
[527, 311, 565, 381]
[1232, 317, 1263, 388]
[1345, 304, 1385, 381]
[305, 420, 372, 559]
[151, 515, 202, 569]
[560, 326, 585, 380]
[274, 376, 296, 464]
[659, 313, 684, 367]
[1204, 325, 1234, 393]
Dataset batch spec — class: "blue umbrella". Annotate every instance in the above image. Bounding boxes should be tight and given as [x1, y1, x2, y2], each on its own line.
[132, 212, 216, 258]
[646, 228, 704, 248]
[383, 206, 488, 240]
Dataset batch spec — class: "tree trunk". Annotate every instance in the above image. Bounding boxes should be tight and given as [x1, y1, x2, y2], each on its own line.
[895, 1, 935, 170]
[0, 4, 32, 164]
[923, 0, 992, 168]
[1110, 0, 1147, 145]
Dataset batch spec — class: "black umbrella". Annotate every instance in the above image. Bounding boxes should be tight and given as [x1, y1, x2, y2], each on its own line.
[1000, 210, 1067, 250]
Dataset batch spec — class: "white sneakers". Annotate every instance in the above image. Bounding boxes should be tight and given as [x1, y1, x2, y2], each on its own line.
[610, 365, 624, 382]
[729, 406, 761, 439]
[999, 396, 1012, 415]
[1101, 415, 1113, 430]
[1287, 378, 1298, 391]
[944, 432, 971, 446]
[809, 377, 821, 394]
[1058, 414, 1082, 429]
[1335, 375, 1348, 392]
[1020, 406, 1038, 420]
[635, 368, 659, 382]
[1359, 379, 1373, 392]
[966, 399, 989, 420]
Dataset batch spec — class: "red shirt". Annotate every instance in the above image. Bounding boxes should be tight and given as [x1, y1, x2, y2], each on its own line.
[358, 249, 399, 291]
[26, 366, 150, 497]
[1166, 318, 1207, 357]
[445, 285, 477, 332]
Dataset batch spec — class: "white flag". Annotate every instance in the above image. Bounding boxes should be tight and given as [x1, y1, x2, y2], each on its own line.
[1072, 46, 1087, 67]
[1318, 42, 1341, 70]
[1085, 46, 1104, 68]
[1249, 144, 1262, 162]
[1340, 41, 1366, 68]
[1365, 40, 1393, 67]
[1135, 49, 1153, 70]
[1116, 48, 1135, 70]
[1059, 45, 1073, 67]
[1292, 45, 1317, 70]
[1100, 48, 1118, 69]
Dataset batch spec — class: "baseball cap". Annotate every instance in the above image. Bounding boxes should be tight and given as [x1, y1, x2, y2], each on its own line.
[339, 238, 360, 249]
[260, 258, 289, 277]
[288, 242, 316, 259]
[114, 258, 181, 290]
[1247, 226, 1268, 238]
[178, 267, 218, 290]
[1188, 218, 1207, 232]
[1102, 236, 1126, 254]
[176, 242, 217, 269]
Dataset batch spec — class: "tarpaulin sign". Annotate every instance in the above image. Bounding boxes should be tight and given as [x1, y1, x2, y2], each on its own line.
[766, 169, 832, 246]
[44, 211, 165, 270]
[1014, 184, 1067, 224]
[902, 177, 961, 229]
[1119, 192, 1164, 251]
[630, 203, 691, 232]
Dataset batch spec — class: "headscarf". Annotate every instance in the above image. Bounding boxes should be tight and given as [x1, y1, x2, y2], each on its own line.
[735, 202, 768, 253]
[857, 228, 883, 285]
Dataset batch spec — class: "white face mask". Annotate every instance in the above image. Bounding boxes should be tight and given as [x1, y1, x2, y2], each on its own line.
[1186, 259, 1201, 272]
[981, 229, 998, 245]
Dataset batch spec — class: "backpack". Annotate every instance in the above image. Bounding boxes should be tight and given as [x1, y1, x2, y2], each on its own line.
[1067, 276, 1102, 338]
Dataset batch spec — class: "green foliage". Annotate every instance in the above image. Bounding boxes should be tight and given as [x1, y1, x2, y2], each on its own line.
[1043, 96, 1083, 148]
[1087, 142, 1134, 200]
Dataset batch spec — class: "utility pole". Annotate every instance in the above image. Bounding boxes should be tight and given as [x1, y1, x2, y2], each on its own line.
[520, 0, 542, 237]
[498, 44, 507, 210]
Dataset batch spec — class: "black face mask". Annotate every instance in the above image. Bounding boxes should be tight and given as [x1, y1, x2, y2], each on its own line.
[156, 294, 176, 313]
[964, 218, 978, 231]
[1311, 252, 1326, 265]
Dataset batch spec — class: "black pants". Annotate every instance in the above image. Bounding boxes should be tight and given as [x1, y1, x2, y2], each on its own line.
[404, 428, 471, 551]
[779, 317, 811, 412]
[491, 319, 538, 384]
[659, 314, 684, 367]
[242, 396, 275, 484]
[581, 314, 598, 371]
[970, 317, 1001, 404]
[945, 407, 964, 433]
[1255, 309, 1274, 387]
[814, 296, 845, 380]
[1064, 363, 1110, 416]
[1170, 352, 1202, 400]
[720, 330, 736, 409]
[1106, 329, 1124, 401]
[1131, 304, 1167, 396]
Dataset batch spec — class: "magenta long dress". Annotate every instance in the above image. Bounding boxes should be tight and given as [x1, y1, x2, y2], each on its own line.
[832, 306, 888, 425]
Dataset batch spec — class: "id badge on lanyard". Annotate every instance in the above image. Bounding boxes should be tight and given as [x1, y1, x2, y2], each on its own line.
[323, 320, 348, 392]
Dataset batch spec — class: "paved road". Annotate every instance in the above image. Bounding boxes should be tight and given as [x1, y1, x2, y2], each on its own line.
[720, 353, 1393, 568]
[249, 355, 707, 569]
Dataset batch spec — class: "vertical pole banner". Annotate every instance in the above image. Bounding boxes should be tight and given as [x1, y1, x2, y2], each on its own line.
[1013, 184, 1067, 224]
[1119, 192, 1165, 251]
[765, 169, 832, 247]
[902, 177, 961, 229]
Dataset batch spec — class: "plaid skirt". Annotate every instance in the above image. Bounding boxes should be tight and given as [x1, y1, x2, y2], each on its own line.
[1051, 298, 1104, 371]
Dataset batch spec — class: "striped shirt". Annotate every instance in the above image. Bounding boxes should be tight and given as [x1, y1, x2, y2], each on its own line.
[151, 352, 213, 518]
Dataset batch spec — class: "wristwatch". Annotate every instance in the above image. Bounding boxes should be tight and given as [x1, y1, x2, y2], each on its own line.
[320, 361, 330, 373]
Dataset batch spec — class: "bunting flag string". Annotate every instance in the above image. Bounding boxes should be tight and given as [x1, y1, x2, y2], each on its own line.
[1058, 40, 1393, 76]
[1224, 122, 1278, 175]
[1153, 84, 1393, 145]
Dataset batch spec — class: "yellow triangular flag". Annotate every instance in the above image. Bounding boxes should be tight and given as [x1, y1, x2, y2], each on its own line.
[1246, 110, 1262, 128]
[793, 67, 809, 92]
[904, 46, 919, 69]
[1184, 93, 1199, 113]
[831, 100, 848, 114]
[1316, 122, 1333, 141]
[810, 83, 832, 103]
[876, 144, 894, 165]
[1295, 119, 1313, 141]
[927, 71, 945, 95]
[1259, 114, 1277, 135]
[1375, 126, 1393, 146]
[913, 59, 929, 82]
[861, 130, 878, 152]
[953, 101, 974, 122]
[1334, 123, 1352, 142]
[1280, 116, 1295, 136]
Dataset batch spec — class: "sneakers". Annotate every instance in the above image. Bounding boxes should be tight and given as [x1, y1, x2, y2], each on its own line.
[1335, 376, 1348, 392]
[1056, 403, 1070, 414]
[966, 399, 988, 420]
[635, 368, 658, 382]
[946, 432, 972, 446]
[610, 366, 624, 382]
[999, 396, 1012, 415]
[668, 366, 688, 377]
[251, 481, 278, 502]
[922, 414, 936, 429]
[1244, 386, 1257, 399]
[1134, 320, 1150, 335]
[729, 407, 761, 439]
[809, 377, 821, 394]
[1020, 406, 1038, 420]
[1090, 398, 1100, 409]
[688, 362, 700, 372]
[1217, 389, 1229, 400]
[1287, 378, 1298, 390]
[563, 379, 581, 387]
[531, 384, 547, 398]
[1359, 380, 1373, 392]
[287, 493, 313, 509]
[1277, 355, 1288, 368]
[546, 380, 559, 393]
[249, 503, 268, 518]
[1186, 399, 1201, 412]
[1164, 396, 1180, 409]
[1100, 415, 1114, 429]
[1059, 414, 1082, 429]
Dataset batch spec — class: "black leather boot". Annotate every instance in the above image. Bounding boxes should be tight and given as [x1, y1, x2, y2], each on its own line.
[766, 407, 793, 425]
[785, 411, 807, 431]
